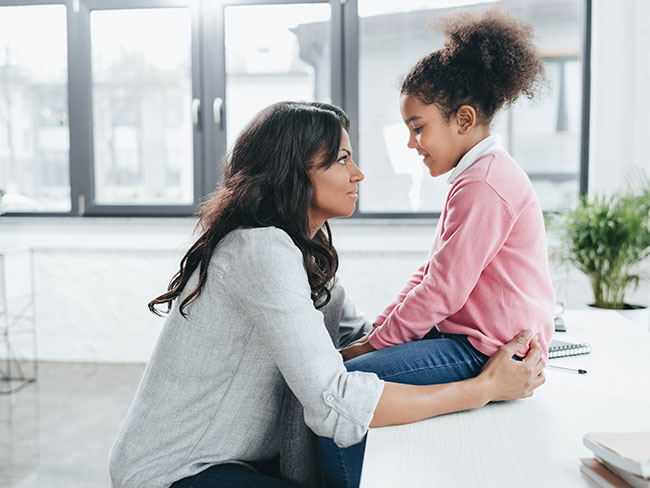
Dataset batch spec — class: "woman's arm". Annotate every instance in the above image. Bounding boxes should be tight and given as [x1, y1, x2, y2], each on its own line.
[227, 229, 385, 448]
[333, 278, 374, 348]
[370, 329, 544, 427]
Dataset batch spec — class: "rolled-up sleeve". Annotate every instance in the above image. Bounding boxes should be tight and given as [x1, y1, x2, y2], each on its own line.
[225, 228, 384, 447]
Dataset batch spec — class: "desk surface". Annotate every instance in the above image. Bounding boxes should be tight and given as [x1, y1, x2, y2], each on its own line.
[360, 310, 650, 487]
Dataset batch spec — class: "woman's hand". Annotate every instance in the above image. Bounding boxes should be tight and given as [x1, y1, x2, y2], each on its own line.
[478, 329, 545, 403]
[340, 337, 376, 361]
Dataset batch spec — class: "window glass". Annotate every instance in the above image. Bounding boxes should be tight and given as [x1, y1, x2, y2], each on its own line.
[224, 3, 331, 150]
[0, 5, 70, 212]
[91, 8, 193, 205]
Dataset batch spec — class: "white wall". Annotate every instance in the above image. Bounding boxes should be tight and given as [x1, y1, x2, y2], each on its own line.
[0, 218, 435, 363]
[1, 1, 650, 363]
[1, 215, 647, 363]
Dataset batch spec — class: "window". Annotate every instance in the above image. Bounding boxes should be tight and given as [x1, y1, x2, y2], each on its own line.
[90, 8, 193, 205]
[0, 4, 69, 212]
[356, 0, 586, 214]
[0, 0, 589, 216]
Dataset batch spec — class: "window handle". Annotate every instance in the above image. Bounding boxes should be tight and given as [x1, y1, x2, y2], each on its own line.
[191, 98, 201, 127]
[213, 97, 223, 127]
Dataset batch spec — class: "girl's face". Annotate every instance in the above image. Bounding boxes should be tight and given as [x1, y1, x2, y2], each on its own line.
[308, 128, 364, 232]
[399, 94, 467, 177]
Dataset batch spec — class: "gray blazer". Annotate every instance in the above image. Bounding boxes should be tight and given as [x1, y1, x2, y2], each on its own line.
[109, 227, 383, 488]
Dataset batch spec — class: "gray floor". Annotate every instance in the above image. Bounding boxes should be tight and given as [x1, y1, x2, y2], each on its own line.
[1, 361, 145, 488]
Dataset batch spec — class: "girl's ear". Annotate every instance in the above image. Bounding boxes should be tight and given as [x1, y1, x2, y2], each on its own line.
[455, 105, 477, 134]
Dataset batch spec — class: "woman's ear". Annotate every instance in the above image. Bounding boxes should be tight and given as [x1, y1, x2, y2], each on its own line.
[455, 105, 477, 134]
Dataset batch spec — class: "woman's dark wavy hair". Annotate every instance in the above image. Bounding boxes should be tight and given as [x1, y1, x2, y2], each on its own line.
[401, 6, 545, 124]
[149, 101, 350, 317]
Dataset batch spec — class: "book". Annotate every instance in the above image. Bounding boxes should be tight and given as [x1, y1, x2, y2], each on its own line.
[599, 458, 650, 488]
[581, 458, 634, 488]
[548, 339, 591, 359]
[584, 432, 650, 479]
[580, 458, 633, 488]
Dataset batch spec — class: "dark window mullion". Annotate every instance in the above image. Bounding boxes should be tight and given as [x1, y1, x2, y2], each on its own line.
[67, 0, 94, 216]
[579, 0, 592, 196]
[200, 0, 225, 198]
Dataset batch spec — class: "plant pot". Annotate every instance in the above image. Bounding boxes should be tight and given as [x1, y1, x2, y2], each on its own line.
[588, 303, 649, 331]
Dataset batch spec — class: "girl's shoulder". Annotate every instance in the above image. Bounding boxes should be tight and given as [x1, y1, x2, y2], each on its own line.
[454, 152, 537, 212]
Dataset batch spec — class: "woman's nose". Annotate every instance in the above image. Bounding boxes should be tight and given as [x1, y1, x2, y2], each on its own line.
[350, 160, 364, 182]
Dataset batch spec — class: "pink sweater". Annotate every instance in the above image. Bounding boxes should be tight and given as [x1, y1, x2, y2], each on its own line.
[368, 151, 555, 358]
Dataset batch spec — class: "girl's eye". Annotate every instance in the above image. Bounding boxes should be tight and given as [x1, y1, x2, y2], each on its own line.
[412, 126, 422, 134]
[337, 156, 347, 165]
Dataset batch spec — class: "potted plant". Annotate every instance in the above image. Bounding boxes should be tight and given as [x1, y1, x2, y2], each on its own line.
[552, 178, 650, 310]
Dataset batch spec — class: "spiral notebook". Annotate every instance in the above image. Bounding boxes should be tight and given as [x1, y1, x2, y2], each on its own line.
[548, 339, 592, 359]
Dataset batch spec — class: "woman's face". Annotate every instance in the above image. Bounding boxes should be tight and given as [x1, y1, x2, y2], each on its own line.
[308, 128, 364, 231]
[399, 94, 466, 177]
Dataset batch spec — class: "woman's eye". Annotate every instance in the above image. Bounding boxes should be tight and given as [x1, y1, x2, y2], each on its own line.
[337, 156, 347, 165]
[412, 126, 422, 134]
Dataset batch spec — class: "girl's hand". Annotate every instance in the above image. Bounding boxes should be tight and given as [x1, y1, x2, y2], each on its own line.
[478, 329, 545, 403]
[340, 340, 376, 361]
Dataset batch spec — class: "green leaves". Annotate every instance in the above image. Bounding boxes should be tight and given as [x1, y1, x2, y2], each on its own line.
[552, 179, 650, 309]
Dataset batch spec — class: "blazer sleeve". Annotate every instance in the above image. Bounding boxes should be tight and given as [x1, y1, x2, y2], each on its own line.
[225, 228, 384, 448]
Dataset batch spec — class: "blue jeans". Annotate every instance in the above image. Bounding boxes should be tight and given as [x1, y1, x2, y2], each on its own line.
[318, 329, 489, 488]
[170, 458, 295, 488]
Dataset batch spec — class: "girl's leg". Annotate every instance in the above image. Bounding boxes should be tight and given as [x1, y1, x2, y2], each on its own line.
[170, 460, 295, 488]
[319, 333, 488, 488]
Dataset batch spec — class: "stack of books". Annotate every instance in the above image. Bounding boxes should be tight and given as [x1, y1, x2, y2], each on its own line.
[580, 432, 650, 488]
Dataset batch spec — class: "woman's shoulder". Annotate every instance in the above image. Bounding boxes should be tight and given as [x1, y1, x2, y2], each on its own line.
[222, 226, 296, 253]
[215, 226, 303, 273]
[212, 226, 311, 303]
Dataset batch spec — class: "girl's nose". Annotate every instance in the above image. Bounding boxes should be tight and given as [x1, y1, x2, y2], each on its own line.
[407, 132, 419, 150]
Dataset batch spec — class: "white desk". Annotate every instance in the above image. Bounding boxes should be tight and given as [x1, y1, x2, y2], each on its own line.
[360, 310, 650, 487]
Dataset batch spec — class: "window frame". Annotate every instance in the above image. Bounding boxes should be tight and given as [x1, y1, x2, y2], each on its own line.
[0, 0, 591, 217]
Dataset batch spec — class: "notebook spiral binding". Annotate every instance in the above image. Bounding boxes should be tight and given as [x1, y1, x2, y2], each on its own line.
[548, 341, 592, 359]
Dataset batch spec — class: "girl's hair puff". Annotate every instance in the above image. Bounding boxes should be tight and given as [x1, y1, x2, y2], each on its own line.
[401, 6, 544, 124]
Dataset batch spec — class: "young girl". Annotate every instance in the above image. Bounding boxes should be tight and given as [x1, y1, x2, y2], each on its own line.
[341, 8, 555, 363]
[324, 8, 555, 488]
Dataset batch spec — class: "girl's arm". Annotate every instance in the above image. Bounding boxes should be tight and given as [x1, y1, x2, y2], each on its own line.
[373, 218, 440, 326]
[373, 262, 426, 327]
[370, 330, 544, 427]
[369, 181, 516, 350]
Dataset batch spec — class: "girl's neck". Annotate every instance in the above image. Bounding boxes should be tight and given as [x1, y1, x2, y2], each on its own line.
[461, 126, 491, 155]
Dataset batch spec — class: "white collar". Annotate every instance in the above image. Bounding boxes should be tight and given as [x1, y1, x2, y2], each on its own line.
[447, 134, 504, 184]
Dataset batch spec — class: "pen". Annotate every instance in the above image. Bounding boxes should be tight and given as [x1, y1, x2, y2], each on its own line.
[548, 364, 587, 374]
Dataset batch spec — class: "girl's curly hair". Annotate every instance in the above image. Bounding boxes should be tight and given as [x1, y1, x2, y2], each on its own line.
[401, 6, 545, 124]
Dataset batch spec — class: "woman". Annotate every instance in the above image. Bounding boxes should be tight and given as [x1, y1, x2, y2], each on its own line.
[108, 101, 544, 488]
